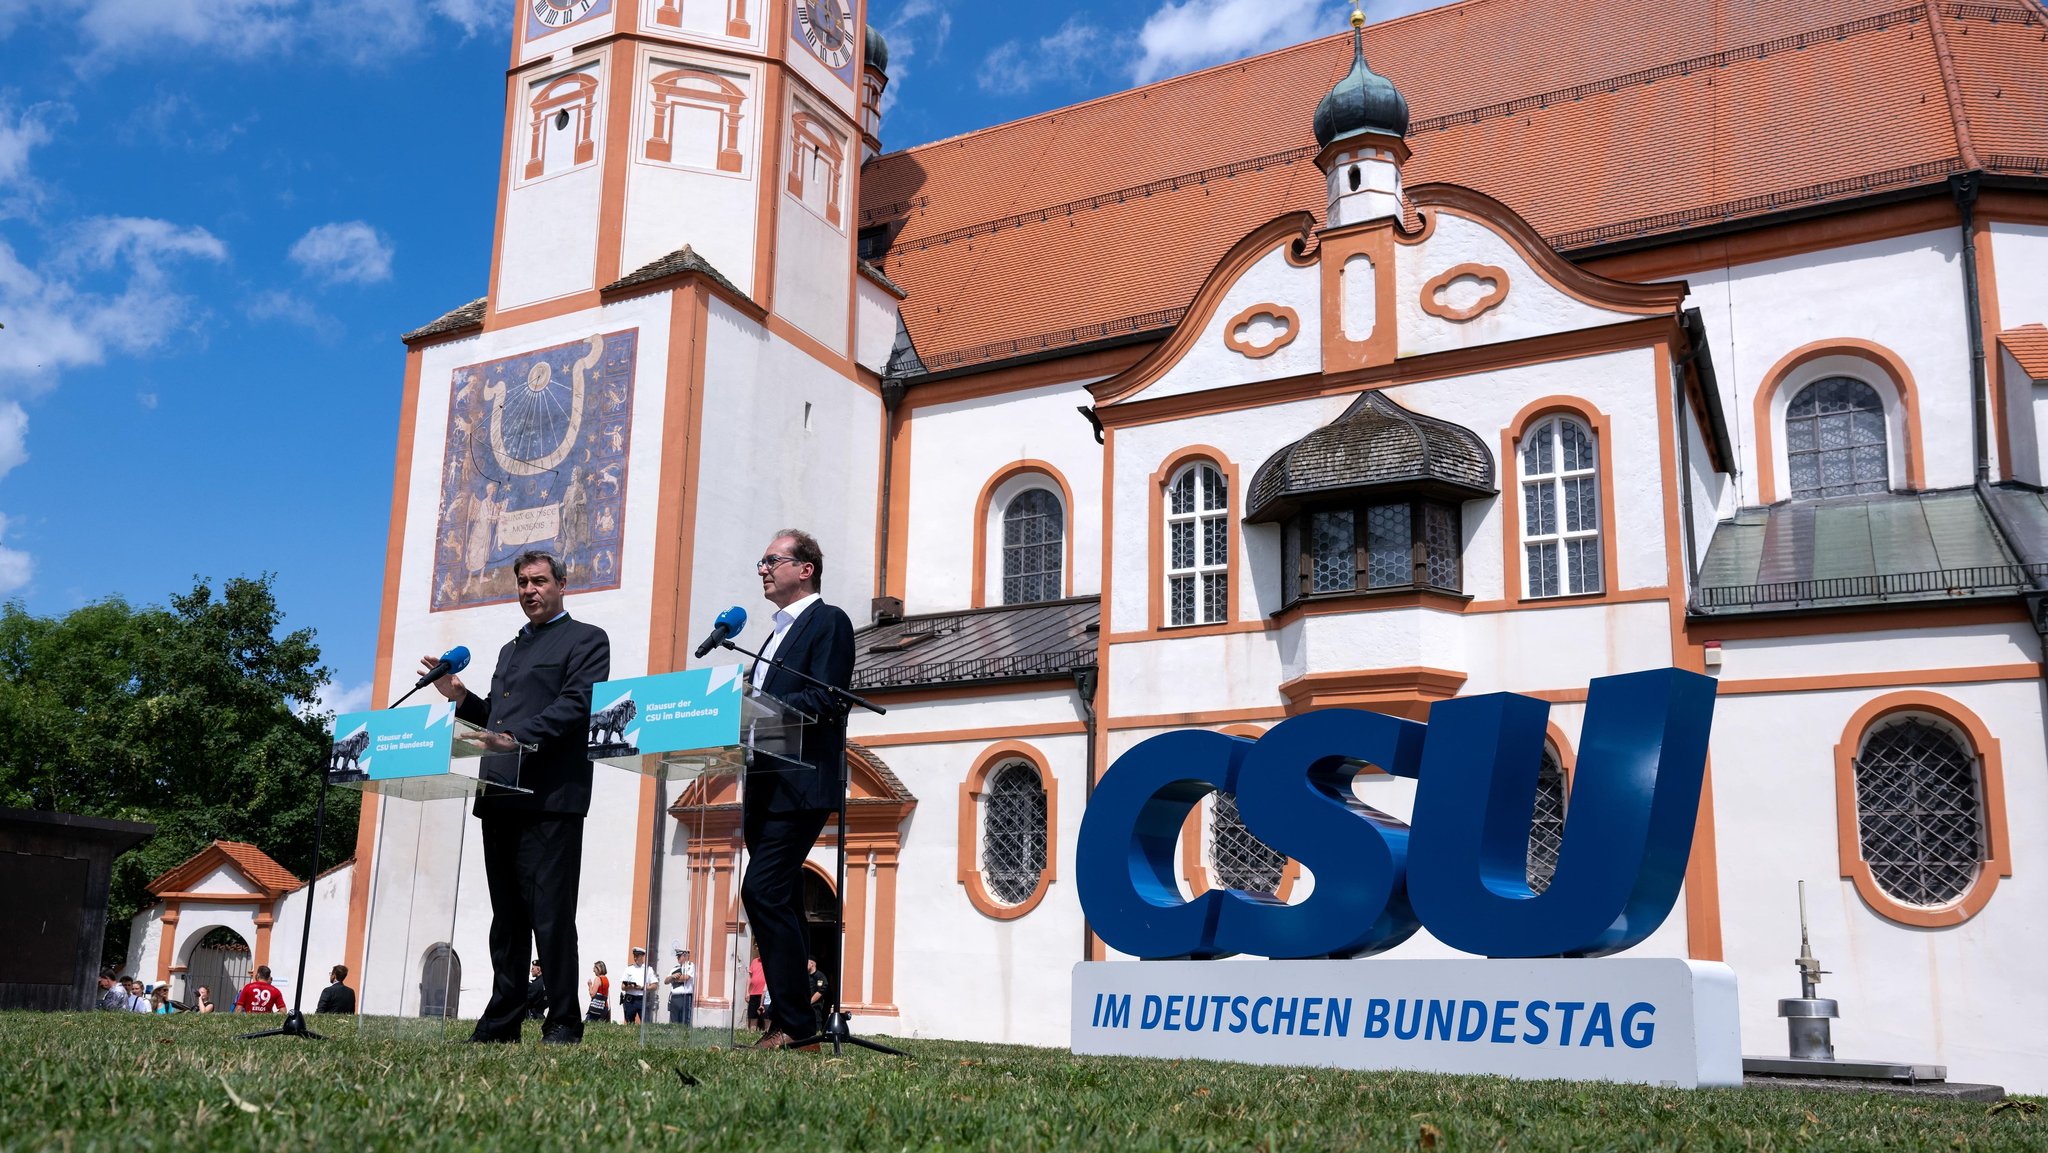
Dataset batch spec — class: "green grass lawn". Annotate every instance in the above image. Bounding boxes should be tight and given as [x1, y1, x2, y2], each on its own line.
[3, 1012, 2038, 1151]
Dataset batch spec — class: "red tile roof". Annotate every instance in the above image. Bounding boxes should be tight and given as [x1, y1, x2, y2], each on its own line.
[2004, 324, 2048, 379]
[147, 840, 303, 898]
[862, 0, 2048, 374]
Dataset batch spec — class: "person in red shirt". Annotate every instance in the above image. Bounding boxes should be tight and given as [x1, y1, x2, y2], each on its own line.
[235, 965, 285, 1014]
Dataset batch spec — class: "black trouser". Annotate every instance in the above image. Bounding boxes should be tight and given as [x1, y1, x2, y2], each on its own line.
[740, 802, 831, 1038]
[474, 814, 584, 1039]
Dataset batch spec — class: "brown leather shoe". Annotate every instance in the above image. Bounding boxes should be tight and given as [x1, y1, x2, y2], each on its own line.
[753, 1031, 820, 1052]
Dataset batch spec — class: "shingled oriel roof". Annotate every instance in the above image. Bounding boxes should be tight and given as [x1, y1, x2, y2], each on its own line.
[1247, 391, 1497, 522]
[862, 0, 2048, 376]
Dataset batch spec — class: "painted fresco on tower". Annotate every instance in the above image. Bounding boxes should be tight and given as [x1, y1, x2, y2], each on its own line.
[431, 330, 638, 611]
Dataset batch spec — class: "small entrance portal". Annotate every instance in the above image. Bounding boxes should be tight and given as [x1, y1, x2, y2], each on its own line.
[184, 927, 252, 1008]
[799, 868, 839, 1012]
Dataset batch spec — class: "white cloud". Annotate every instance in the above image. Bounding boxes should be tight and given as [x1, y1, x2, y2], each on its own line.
[0, 98, 70, 217]
[297, 678, 373, 719]
[68, 0, 499, 66]
[876, 0, 953, 116]
[0, 402, 25, 478]
[137, 391, 158, 409]
[288, 220, 393, 285]
[0, 512, 30, 596]
[980, 16, 1107, 96]
[0, 216, 227, 387]
[1129, 0, 1325, 85]
[245, 287, 338, 337]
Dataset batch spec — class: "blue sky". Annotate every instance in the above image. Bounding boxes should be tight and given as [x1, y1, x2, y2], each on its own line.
[0, 0, 1430, 712]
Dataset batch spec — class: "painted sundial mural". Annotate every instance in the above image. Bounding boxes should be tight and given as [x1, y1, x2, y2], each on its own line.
[432, 329, 638, 610]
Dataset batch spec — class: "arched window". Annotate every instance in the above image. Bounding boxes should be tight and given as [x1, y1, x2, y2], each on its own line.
[1854, 716, 1986, 908]
[1001, 488, 1063, 604]
[1787, 376, 1888, 499]
[1520, 416, 1601, 598]
[1209, 792, 1285, 894]
[419, 943, 461, 1019]
[1525, 747, 1568, 894]
[980, 763, 1048, 905]
[1167, 462, 1230, 626]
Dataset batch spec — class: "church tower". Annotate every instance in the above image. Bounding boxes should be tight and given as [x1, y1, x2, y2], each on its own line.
[492, 0, 873, 345]
[1312, 6, 1409, 374]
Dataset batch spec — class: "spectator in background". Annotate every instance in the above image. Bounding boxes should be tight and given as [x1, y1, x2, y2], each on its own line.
[806, 958, 830, 1038]
[150, 986, 175, 1014]
[746, 954, 767, 1033]
[316, 965, 356, 1014]
[119, 977, 150, 1012]
[194, 986, 215, 1013]
[526, 960, 548, 1021]
[667, 946, 695, 1026]
[235, 966, 284, 1014]
[618, 946, 656, 1025]
[585, 960, 610, 1023]
[96, 968, 125, 1011]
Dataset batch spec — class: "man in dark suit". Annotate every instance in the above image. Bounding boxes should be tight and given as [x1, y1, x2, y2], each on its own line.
[424, 549, 610, 1045]
[741, 529, 854, 1051]
[314, 965, 355, 1014]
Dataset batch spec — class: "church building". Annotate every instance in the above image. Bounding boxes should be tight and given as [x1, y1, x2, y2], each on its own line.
[126, 0, 2048, 1093]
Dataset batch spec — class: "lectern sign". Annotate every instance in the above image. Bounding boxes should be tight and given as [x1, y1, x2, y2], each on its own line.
[586, 666, 745, 763]
[326, 704, 457, 783]
[1070, 668, 1740, 1087]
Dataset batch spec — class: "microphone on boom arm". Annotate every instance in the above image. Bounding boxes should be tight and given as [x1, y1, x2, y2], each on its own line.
[693, 605, 748, 659]
[414, 645, 472, 688]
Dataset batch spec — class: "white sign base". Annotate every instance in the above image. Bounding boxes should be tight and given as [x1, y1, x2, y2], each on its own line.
[1071, 958, 1742, 1088]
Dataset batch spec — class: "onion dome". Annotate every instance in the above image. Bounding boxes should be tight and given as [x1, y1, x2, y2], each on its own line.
[1312, 11, 1409, 149]
[865, 24, 889, 73]
[1246, 391, 1495, 522]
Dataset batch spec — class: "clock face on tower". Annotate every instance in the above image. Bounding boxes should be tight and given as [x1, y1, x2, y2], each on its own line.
[793, 0, 856, 71]
[530, 0, 604, 32]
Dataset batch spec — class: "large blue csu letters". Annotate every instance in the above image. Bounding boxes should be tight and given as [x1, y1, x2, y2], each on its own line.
[1075, 667, 1716, 959]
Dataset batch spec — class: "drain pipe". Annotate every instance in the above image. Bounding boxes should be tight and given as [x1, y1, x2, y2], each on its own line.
[873, 378, 907, 618]
[1074, 659, 1099, 963]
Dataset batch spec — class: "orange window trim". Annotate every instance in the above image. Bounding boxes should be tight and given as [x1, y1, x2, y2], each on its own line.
[971, 460, 1078, 608]
[1501, 397, 1623, 607]
[1751, 338, 1927, 503]
[1146, 446, 1242, 634]
[957, 741, 1060, 920]
[1832, 691, 2012, 928]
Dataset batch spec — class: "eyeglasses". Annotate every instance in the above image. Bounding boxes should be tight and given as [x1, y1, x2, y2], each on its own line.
[756, 555, 799, 571]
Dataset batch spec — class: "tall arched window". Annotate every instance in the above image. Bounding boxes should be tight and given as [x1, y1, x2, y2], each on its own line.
[419, 943, 461, 1019]
[1167, 463, 1229, 626]
[1854, 716, 1986, 908]
[1787, 376, 1888, 499]
[1525, 747, 1568, 894]
[1520, 416, 1601, 598]
[981, 762, 1048, 905]
[1209, 792, 1285, 894]
[1002, 488, 1063, 604]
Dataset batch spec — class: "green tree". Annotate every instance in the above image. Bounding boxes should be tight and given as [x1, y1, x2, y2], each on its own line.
[0, 575, 359, 966]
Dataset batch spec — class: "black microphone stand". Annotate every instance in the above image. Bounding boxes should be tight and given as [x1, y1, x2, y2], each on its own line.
[717, 636, 905, 1058]
[244, 674, 445, 1042]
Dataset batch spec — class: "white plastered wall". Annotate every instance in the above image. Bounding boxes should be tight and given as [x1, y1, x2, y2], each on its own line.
[1678, 228, 1975, 506]
[1397, 211, 1643, 358]
[497, 55, 610, 311]
[1133, 244, 1322, 402]
[620, 46, 766, 295]
[902, 380, 1105, 614]
[854, 276, 900, 374]
[636, 0, 768, 52]
[1709, 679, 2048, 1092]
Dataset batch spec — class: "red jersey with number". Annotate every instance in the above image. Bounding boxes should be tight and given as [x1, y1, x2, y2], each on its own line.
[236, 980, 284, 1013]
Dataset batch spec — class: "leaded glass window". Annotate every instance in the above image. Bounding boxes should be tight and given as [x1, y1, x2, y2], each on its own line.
[1209, 792, 1285, 894]
[1787, 376, 1888, 499]
[1526, 749, 1568, 894]
[1854, 717, 1985, 907]
[1521, 416, 1602, 598]
[1001, 488, 1063, 604]
[982, 763, 1048, 905]
[1287, 499, 1463, 602]
[1167, 463, 1229, 626]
